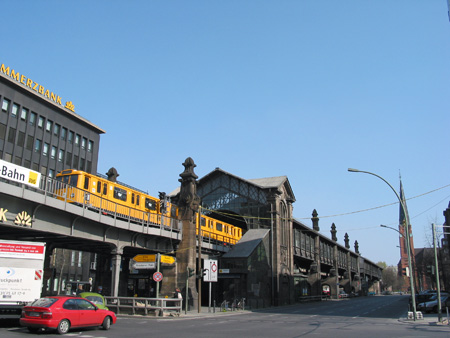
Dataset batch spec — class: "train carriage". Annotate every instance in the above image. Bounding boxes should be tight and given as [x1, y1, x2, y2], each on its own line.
[55, 169, 242, 245]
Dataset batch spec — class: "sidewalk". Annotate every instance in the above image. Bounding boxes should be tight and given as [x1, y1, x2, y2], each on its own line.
[169, 306, 249, 318]
[398, 312, 450, 326]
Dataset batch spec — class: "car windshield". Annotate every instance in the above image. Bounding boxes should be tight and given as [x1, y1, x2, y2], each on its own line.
[85, 296, 103, 305]
[30, 297, 58, 307]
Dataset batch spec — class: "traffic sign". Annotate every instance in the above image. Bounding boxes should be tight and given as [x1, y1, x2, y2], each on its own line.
[160, 255, 176, 264]
[153, 272, 163, 282]
[131, 262, 156, 270]
[133, 254, 156, 262]
[204, 259, 218, 282]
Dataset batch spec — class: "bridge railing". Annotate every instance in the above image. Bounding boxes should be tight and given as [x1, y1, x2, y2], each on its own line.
[104, 296, 182, 316]
[2, 174, 180, 233]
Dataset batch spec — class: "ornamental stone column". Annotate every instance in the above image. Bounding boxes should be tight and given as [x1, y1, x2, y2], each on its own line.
[176, 157, 201, 311]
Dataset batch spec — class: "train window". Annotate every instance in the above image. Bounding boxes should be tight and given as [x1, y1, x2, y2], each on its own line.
[200, 217, 206, 227]
[113, 187, 127, 202]
[84, 176, 89, 190]
[216, 223, 223, 232]
[145, 198, 157, 211]
[97, 181, 102, 193]
[136, 195, 140, 206]
[103, 184, 107, 195]
[69, 175, 78, 187]
[131, 193, 135, 204]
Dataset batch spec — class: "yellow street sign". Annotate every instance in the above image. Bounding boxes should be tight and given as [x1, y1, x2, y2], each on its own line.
[160, 255, 176, 264]
[133, 254, 156, 262]
[132, 254, 175, 264]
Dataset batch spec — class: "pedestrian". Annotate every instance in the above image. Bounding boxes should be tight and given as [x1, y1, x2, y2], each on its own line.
[174, 288, 182, 308]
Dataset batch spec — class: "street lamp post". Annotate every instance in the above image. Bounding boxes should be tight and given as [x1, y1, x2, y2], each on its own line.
[348, 168, 417, 320]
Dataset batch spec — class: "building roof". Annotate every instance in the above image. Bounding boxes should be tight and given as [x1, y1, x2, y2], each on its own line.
[222, 229, 269, 258]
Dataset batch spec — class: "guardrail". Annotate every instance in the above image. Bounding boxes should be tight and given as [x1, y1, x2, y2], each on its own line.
[298, 295, 329, 302]
[104, 296, 182, 316]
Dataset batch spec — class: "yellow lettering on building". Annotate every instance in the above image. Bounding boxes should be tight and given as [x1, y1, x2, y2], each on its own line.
[0, 63, 74, 111]
[10, 69, 20, 81]
[0, 208, 7, 222]
[0, 64, 10, 76]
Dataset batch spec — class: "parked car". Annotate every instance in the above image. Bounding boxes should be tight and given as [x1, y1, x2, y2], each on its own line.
[411, 292, 448, 309]
[417, 295, 450, 313]
[79, 292, 109, 310]
[339, 291, 348, 299]
[20, 296, 116, 334]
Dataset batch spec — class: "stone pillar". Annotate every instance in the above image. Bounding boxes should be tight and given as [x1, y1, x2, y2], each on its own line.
[311, 209, 319, 231]
[111, 248, 122, 297]
[176, 158, 201, 311]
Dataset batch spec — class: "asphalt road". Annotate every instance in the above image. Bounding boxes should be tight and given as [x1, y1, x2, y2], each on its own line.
[1, 295, 449, 338]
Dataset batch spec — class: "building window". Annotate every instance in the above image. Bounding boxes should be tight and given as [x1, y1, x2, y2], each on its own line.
[38, 116, 44, 128]
[17, 131, 25, 147]
[71, 251, 76, 266]
[61, 127, 67, 141]
[54, 124, 60, 136]
[21, 107, 28, 120]
[51, 146, 57, 159]
[14, 156, 21, 165]
[2, 98, 10, 112]
[73, 155, 78, 168]
[58, 149, 64, 162]
[66, 152, 72, 166]
[26, 135, 34, 150]
[7, 127, 16, 143]
[48, 169, 55, 178]
[88, 140, 93, 152]
[68, 131, 74, 143]
[24, 159, 31, 168]
[45, 120, 52, 132]
[29, 112, 37, 125]
[43, 143, 49, 156]
[0, 123, 6, 140]
[32, 162, 38, 171]
[81, 137, 87, 150]
[75, 134, 80, 146]
[78, 252, 82, 268]
[11, 103, 19, 117]
[4, 152, 12, 162]
[79, 158, 85, 171]
[34, 139, 42, 153]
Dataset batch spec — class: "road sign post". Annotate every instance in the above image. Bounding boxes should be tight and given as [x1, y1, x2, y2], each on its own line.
[204, 259, 218, 312]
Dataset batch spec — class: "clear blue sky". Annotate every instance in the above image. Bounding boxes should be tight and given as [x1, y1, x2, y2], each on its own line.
[3, 1, 450, 266]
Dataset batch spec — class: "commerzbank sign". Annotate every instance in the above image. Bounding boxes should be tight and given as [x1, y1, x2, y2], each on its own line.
[0, 63, 75, 113]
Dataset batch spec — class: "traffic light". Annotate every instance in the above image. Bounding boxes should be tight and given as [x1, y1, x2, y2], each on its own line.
[197, 268, 207, 279]
[159, 192, 167, 214]
[187, 267, 195, 277]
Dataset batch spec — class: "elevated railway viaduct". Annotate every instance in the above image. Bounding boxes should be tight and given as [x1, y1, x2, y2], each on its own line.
[0, 160, 382, 308]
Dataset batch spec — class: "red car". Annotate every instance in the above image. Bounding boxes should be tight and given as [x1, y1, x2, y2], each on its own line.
[20, 296, 116, 334]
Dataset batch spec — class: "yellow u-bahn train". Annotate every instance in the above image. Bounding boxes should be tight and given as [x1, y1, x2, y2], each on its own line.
[55, 169, 242, 245]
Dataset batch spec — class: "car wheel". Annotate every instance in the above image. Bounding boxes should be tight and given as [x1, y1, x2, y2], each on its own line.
[57, 319, 70, 334]
[101, 316, 111, 330]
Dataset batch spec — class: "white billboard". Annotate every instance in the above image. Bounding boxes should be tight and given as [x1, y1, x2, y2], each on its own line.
[0, 267, 43, 302]
[0, 159, 41, 188]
